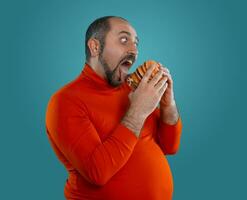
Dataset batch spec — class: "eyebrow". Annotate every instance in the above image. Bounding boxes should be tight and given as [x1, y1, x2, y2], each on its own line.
[118, 31, 139, 43]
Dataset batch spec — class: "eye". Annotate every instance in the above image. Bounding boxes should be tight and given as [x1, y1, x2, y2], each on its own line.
[120, 37, 128, 44]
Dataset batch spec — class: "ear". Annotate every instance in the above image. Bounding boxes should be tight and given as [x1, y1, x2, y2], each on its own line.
[87, 38, 101, 57]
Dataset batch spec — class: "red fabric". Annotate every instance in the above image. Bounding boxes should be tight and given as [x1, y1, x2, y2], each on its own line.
[45, 63, 182, 200]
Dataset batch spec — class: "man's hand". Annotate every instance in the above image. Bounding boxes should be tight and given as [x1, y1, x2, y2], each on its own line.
[158, 63, 175, 107]
[128, 63, 169, 118]
[158, 63, 179, 125]
[121, 64, 168, 137]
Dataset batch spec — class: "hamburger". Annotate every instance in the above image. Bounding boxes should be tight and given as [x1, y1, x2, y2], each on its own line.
[126, 60, 163, 90]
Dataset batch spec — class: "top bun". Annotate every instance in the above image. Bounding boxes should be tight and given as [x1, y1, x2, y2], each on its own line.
[126, 60, 161, 90]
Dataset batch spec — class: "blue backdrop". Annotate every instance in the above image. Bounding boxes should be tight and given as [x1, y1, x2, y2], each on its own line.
[2, 0, 246, 199]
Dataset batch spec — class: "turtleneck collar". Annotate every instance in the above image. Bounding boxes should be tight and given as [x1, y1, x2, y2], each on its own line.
[79, 63, 132, 92]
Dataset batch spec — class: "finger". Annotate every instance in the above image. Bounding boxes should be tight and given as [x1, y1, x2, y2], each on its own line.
[158, 62, 170, 73]
[157, 63, 173, 88]
[162, 67, 170, 74]
[155, 76, 168, 90]
[159, 64, 171, 77]
[149, 69, 164, 86]
[161, 71, 171, 78]
[160, 66, 170, 75]
[142, 64, 157, 82]
[128, 91, 133, 99]
[159, 82, 168, 95]
[160, 71, 173, 86]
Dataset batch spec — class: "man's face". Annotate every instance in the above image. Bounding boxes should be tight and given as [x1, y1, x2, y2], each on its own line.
[98, 18, 139, 87]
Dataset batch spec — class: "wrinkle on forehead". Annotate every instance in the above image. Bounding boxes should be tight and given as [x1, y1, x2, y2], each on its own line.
[108, 18, 137, 38]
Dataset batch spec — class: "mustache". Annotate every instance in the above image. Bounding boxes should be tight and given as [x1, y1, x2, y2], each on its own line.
[112, 53, 137, 73]
[119, 53, 136, 65]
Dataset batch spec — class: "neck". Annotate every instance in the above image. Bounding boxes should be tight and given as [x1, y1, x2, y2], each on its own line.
[87, 59, 106, 79]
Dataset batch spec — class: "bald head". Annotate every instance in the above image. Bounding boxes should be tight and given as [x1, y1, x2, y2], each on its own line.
[85, 16, 129, 62]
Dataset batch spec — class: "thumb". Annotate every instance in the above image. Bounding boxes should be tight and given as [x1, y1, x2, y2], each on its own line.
[128, 92, 133, 100]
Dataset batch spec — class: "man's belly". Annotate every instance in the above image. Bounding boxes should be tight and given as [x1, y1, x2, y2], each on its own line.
[65, 139, 173, 200]
[103, 139, 173, 200]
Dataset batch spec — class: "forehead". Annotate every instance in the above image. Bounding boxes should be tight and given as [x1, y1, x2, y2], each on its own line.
[108, 18, 138, 38]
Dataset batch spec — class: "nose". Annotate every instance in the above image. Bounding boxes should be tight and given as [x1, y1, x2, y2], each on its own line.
[128, 43, 138, 57]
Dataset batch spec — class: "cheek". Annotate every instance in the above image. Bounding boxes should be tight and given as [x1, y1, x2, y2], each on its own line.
[103, 45, 123, 64]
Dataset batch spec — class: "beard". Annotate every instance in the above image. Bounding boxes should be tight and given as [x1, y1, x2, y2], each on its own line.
[99, 52, 122, 87]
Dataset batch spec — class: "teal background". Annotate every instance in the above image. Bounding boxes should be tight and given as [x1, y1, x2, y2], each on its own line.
[1, 0, 246, 199]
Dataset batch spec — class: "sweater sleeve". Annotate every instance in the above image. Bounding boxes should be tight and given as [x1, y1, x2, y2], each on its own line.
[154, 108, 183, 155]
[45, 93, 138, 186]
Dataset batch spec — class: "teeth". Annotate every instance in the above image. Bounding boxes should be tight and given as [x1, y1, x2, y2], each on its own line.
[127, 60, 133, 64]
[122, 59, 133, 65]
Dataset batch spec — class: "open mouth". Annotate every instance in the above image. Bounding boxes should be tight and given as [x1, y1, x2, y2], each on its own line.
[118, 59, 135, 82]
[121, 59, 133, 68]
[117, 54, 136, 82]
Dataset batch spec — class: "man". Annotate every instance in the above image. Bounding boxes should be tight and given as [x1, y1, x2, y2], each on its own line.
[46, 16, 182, 200]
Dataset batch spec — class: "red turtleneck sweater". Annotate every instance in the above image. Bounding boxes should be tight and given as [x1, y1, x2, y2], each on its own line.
[45, 63, 182, 200]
